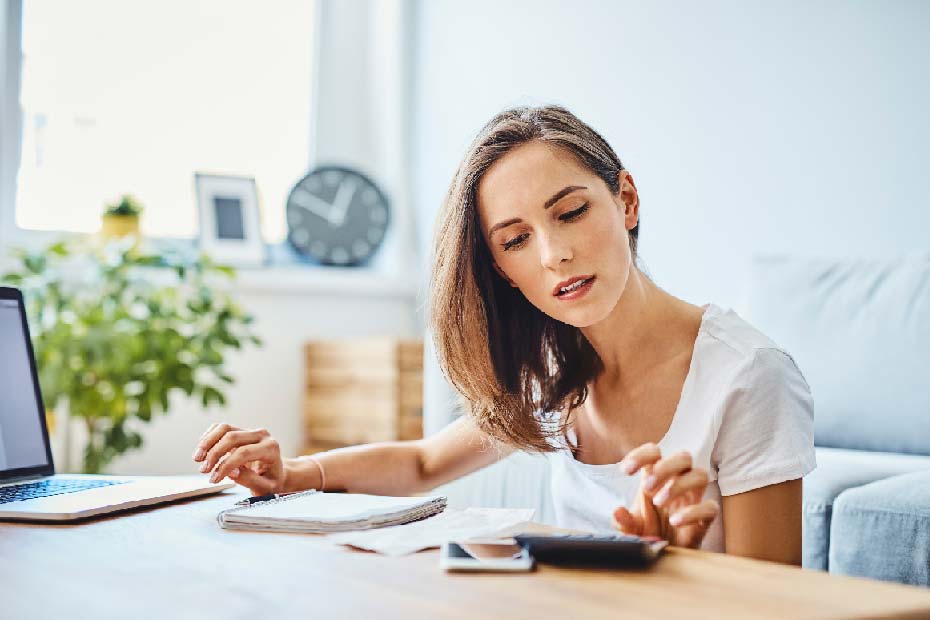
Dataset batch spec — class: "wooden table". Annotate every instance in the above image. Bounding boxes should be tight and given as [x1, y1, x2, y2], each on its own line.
[3, 488, 930, 620]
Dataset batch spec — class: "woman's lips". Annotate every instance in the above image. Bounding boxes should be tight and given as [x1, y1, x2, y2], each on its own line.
[552, 274, 595, 296]
[553, 275, 596, 301]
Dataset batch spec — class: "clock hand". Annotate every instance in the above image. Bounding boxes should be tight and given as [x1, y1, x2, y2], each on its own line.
[331, 178, 359, 227]
[291, 189, 338, 224]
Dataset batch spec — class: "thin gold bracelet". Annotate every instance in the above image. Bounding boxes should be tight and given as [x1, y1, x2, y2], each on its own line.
[307, 456, 326, 492]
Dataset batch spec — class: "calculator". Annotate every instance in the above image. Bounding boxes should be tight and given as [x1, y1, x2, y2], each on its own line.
[513, 534, 669, 568]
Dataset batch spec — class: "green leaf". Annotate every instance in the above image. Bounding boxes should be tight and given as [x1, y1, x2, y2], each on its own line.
[133, 255, 165, 267]
[137, 401, 152, 422]
[24, 253, 46, 274]
[48, 240, 70, 256]
[200, 385, 226, 408]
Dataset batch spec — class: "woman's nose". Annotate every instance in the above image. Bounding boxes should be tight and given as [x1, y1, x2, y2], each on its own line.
[539, 233, 573, 270]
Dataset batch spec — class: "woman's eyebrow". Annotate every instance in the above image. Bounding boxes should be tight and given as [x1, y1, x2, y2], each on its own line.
[543, 185, 586, 209]
[488, 185, 588, 237]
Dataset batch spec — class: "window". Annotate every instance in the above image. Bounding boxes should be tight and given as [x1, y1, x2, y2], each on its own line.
[14, 0, 314, 242]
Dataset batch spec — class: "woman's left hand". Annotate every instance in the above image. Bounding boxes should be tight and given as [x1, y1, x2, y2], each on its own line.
[612, 443, 719, 548]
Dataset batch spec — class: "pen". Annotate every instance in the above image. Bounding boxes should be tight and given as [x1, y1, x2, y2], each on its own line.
[235, 492, 300, 507]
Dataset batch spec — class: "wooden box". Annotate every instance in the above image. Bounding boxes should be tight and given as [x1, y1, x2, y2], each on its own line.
[303, 338, 423, 452]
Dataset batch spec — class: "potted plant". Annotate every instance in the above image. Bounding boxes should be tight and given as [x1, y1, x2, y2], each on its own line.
[102, 194, 144, 239]
[1, 236, 263, 473]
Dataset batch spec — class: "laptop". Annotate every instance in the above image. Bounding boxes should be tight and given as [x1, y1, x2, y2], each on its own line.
[0, 286, 234, 522]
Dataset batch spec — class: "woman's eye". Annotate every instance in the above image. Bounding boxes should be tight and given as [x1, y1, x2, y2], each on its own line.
[559, 204, 589, 222]
[503, 233, 529, 251]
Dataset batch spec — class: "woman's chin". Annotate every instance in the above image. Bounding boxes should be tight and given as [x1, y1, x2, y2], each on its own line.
[534, 288, 616, 328]
[550, 304, 613, 329]
[564, 314, 606, 329]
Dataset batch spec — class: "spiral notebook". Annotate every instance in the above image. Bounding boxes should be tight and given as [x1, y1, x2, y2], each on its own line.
[216, 489, 447, 533]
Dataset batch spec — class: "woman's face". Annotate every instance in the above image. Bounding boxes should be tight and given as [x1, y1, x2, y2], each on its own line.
[477, 141, 639, 328]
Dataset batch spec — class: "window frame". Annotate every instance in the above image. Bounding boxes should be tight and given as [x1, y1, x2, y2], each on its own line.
[0, 0, 25, 250]
[0, 0, 418, 297]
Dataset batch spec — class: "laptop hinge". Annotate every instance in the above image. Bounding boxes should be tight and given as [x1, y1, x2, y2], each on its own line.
[0, 473, 46, 486]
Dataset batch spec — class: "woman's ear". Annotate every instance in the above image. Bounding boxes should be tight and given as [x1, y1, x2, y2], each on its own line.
[493, 261, 518, 287]
[616, 170, 640, 231]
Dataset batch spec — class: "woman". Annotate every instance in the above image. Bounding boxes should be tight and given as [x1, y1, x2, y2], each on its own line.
[192, 106, 815, 564]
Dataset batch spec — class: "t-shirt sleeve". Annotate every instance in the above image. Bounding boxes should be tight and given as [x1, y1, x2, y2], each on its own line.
[711, 347, 816, 496]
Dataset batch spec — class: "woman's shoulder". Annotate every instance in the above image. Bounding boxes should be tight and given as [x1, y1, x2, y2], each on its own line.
[694, 303, 810, 395]
[698, 306, 816, 495]
[700, 303, 782, 357]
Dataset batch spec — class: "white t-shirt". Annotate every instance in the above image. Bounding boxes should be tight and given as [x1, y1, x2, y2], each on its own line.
[546, 303, 816, 552]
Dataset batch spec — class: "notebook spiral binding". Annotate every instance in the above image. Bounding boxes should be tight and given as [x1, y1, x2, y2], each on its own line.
[216, 489, 319, 528]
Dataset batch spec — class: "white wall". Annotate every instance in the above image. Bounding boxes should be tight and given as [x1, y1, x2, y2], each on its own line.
[411, 0, 930, 313]
[410, 0, 930, 514]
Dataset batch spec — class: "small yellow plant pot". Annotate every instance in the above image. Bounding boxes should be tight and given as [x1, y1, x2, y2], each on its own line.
[101, 214, 140, 239]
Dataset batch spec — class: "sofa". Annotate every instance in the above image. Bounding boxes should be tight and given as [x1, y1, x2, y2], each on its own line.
[746, 254, 930, 586]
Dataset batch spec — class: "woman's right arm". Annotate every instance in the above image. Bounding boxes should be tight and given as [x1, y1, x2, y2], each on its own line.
[193, 416, 513, 497]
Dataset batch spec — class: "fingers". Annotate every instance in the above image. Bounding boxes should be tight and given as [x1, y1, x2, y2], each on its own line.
[193, 422, 240, 462]
[192, 423, 217, 461]
[653, 468, 709, 508]
[199, 428, 269, 475]
[669, 500, 719, 528]
[612, 506, 644, 536]
[642, 451, 693, 495]
[620, 443, 662, 475]
[227, 464, 276, 496]
[196, 423, 218, 444]
[246, 460, 269, 476]
[211, 442, 268, 483]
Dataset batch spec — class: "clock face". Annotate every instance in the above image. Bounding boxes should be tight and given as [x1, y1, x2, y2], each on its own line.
[285, 166, 390, 266]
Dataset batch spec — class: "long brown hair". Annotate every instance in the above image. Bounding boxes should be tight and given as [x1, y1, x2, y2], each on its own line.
[429, 105, 638, 452]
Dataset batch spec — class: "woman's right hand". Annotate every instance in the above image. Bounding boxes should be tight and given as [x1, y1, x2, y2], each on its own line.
[192, 422, 287, 496]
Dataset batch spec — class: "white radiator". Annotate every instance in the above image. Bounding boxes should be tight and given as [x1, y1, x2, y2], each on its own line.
[434, 450, 556, 525]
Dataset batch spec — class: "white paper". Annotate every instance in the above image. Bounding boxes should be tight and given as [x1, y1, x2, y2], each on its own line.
[328, 507, 535, 556]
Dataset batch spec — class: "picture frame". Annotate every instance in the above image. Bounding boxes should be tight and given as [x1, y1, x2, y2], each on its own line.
[194, 173, 266, 266]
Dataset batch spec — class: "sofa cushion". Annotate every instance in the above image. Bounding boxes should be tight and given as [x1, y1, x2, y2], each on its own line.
[747, 255, 930, 455]
[829, 470, 930, 586]
[803, 447, 930, 570]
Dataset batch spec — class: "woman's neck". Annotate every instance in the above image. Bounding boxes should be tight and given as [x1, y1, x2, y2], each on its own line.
[580, 265, 700, 388]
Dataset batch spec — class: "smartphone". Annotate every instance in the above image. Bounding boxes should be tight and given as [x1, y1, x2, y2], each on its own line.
[440, 538, 536, 572]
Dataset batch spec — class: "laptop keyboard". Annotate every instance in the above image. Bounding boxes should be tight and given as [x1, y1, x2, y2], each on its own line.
[0, 478, 129, 504]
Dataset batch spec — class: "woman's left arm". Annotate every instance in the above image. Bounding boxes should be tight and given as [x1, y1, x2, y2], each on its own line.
[721, 478, 803, 565]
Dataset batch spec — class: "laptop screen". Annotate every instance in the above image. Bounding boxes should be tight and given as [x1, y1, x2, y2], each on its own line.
[0, 297, 51, 472]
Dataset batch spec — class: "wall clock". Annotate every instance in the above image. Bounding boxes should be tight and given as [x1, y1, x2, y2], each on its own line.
[285, 165, 390, 266]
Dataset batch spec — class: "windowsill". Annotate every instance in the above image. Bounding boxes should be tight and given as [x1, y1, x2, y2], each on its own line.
[233, 238, 420, 298]
[0, 227, 421, 299]
[233, 264, 420, 298]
